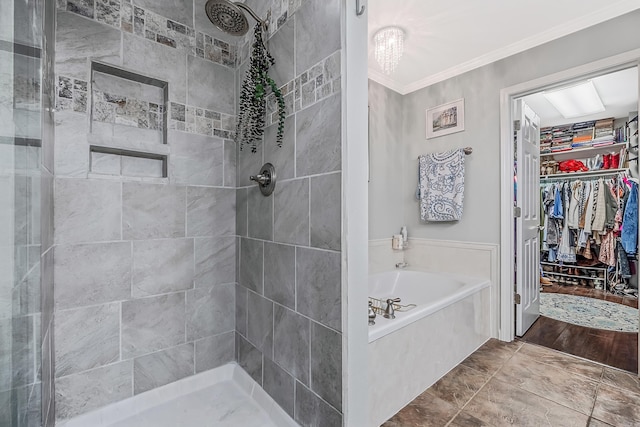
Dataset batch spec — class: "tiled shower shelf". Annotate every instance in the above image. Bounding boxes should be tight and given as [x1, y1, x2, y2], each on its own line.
[88, 62, 169, 182]
[90, 61, 168, 145]
[88, 134, 170, 156]
[89, 145, 167, 182]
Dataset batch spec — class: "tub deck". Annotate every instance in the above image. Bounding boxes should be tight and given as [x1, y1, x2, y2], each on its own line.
[368, 270, 492, 426]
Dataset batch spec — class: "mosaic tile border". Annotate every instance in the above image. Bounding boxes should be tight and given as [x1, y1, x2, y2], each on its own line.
[59, 0, 237, 69]
[56, 75, 88, 113]
[264, 50, 341, 127]
[92, 89, 164, 130]
[168, 102, 235, 139]
[56, 75, 233, 139]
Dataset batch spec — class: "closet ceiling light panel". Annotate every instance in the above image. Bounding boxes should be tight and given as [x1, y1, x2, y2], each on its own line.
[543, 80, 606, 119]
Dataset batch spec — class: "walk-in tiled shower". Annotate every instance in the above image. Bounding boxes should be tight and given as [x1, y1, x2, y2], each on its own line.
[2, 0, 344, 425]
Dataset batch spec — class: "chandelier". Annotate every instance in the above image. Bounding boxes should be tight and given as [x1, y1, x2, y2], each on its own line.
[374, 26, 405, 75]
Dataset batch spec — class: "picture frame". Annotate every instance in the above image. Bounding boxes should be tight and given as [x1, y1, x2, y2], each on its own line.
[426, 98, 465, 139]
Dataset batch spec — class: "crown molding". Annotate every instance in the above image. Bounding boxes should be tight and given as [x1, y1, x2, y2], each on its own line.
[371, 0, 640, 95]
[367, 69, 406, 94]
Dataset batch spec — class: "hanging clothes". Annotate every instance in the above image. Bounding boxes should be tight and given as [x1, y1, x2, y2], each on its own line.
[591, 178, 606, 232]
[557, 183, 577, 263]
[582, 182, 595, 234]
[603, 180, 618, 231]
[621, 181, 638, 255]
[577, 182, 591, 248]
[567, 180, 582, 229]
[599, 231, 617, 267]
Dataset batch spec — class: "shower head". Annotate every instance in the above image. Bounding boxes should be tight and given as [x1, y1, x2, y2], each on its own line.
[204, 0, 268, 36]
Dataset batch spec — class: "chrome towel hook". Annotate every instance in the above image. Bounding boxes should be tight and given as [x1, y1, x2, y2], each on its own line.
[356, 0, 365, 16]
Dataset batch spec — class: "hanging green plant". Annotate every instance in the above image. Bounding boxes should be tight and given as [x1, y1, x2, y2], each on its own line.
[236, 23, 286, 153]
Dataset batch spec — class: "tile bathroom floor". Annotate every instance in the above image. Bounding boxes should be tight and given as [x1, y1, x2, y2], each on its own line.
[382, 339, 640, 427]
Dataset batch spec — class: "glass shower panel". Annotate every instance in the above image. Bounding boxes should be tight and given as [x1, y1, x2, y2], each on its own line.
[0, 0, 48, 425]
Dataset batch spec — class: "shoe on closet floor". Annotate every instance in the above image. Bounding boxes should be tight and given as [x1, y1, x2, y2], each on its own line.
[540, 276, 553, 286]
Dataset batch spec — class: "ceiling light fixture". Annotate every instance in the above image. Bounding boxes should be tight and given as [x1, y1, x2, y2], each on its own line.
[374, 26, 405, 75]
[543, 80, 606, 119]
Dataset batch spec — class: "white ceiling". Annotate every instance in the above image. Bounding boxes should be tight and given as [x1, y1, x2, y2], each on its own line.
[368, 0, 640, 95]
[522, 67, 638, 127]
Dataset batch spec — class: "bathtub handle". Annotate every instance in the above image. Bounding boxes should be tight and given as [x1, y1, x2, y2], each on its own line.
[368, 301, 376, 325]
[384, 298, 401, 319]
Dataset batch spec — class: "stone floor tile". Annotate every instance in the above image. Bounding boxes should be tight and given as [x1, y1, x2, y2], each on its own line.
[600, 367, 640, 396]
[381, 392, 458, 427]
[493, 351, 598, 415]
[460, 338, 521, 375]
[427, 364, 490, 409]
[448, 411, 490, 426]
[591, 383, 640, 426]
[462, 378, 589, 427]
[517, 342, 604, 381]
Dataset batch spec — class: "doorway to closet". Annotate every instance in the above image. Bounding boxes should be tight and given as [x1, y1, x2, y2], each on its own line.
[512, 65, 640, 374]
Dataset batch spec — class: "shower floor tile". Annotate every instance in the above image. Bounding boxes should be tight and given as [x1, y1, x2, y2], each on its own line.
[107, 380, 276, 427]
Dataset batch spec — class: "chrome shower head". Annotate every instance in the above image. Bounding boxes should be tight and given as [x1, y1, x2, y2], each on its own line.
[204, 0, 268, 36]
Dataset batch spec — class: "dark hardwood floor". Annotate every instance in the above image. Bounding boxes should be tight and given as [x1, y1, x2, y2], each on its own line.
[523, 281, 638, 373]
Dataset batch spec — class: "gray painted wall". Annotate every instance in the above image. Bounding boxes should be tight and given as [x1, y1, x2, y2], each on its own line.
[368, 80, 405, 240]
[235, 0, 344, 425]
[52, 0, 237, 422]
[371, 9, 640, 245]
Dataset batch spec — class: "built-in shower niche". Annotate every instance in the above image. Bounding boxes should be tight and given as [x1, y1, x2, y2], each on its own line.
[88, 61, 169, 180]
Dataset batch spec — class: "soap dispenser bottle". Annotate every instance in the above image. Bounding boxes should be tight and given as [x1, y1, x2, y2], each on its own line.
[400, 226, 408, 246]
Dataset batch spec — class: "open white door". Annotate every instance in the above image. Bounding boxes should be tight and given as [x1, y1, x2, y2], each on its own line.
[515, 99, 541, 337]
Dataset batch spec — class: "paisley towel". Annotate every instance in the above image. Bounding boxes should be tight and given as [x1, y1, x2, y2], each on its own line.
[419, 148, 465, 221]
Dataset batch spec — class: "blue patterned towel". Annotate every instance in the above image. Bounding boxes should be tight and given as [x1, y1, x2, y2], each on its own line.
[418, 149, 465, 221]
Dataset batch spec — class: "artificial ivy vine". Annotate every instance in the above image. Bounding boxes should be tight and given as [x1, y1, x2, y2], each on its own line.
[236, 23, 286, 153]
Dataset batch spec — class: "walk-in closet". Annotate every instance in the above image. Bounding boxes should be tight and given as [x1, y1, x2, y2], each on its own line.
[518, 67, 639, 373]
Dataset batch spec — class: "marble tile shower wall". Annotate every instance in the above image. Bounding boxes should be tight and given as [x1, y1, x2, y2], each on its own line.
[235, 1, 344, 426]
[58, 0, 237, 67]
[53, 0, 238, 422]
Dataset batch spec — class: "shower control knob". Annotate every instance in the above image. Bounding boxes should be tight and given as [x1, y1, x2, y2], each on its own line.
[249, 163, 277, 196]
[250, 174, 270, 185]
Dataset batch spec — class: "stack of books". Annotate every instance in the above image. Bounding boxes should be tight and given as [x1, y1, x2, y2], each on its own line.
[540, 127, 553, 153]
[593, 118, 615, 147]
[571, 121, 595, 148]
[550, 125, 573, 152]
[615, 125, 627, 143]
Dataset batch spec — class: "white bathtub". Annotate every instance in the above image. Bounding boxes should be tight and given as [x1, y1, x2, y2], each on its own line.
[368, 270, 491, 426]
[368, 270, 490, 343]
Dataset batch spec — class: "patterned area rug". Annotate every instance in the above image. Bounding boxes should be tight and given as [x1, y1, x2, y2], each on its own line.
[540, 293, 638, 333]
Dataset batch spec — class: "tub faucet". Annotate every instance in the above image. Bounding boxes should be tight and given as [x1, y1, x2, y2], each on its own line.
[395, 262, 409, 269]
[368, 301, 376, 326]
[384, 298, 401, 319]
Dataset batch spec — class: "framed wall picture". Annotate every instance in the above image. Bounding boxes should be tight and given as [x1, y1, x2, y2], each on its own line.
[426, 98, 465, 139]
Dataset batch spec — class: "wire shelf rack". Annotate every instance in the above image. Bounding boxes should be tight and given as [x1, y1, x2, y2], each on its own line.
[368, 296, 417, 316]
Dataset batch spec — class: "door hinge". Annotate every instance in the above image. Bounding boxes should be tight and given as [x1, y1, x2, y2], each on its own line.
[514, 206, 522, 218]
[514, 293, 521, 305]
[514, 120, 521, 131]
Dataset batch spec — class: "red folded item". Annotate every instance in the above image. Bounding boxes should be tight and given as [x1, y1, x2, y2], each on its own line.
[558, 159, 589, 172]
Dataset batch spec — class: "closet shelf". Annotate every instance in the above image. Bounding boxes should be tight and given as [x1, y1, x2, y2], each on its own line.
[540, 142, 627, 161]
[540, 168, 628, 181]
